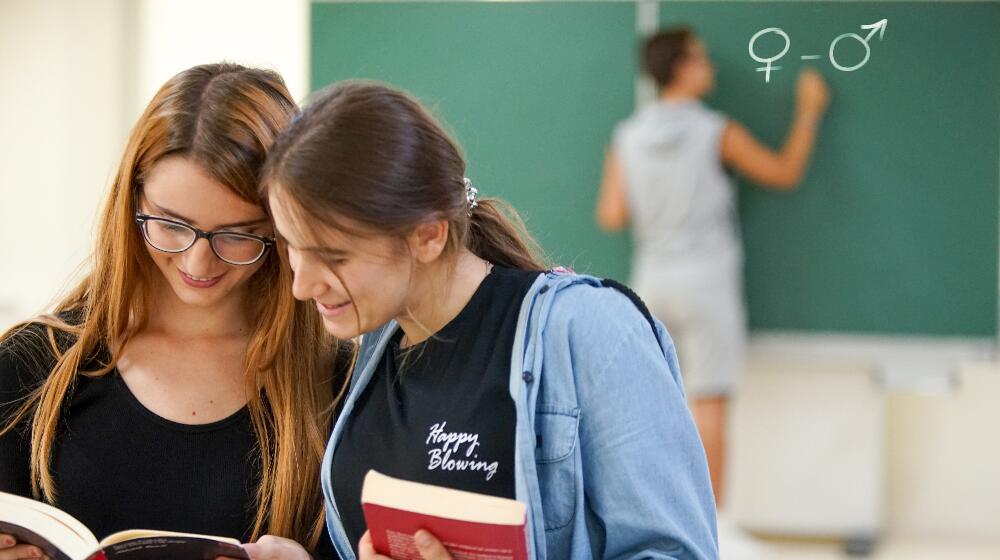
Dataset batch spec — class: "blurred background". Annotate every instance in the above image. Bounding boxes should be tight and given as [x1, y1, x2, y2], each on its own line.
[1, 1, 998, 558]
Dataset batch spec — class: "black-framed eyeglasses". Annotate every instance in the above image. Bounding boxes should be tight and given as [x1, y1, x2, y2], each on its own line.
[135, 213, 275, 266]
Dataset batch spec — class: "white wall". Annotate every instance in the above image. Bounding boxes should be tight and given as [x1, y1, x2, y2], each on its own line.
[0, 0, 131, 329]
[887, 363, 1000, 540]
[134, 0, 310, 116]
[731, 357, 884, 538]
[0, 0, 309, 331]
[733, 353, 1000, 542]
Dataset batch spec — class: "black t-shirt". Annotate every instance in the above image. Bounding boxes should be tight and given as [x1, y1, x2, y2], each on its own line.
[331, 266, 540, 550]
[0, 321, 342, 558]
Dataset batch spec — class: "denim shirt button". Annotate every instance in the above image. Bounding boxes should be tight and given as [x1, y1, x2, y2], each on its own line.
[522, 371, 534, 383]
[539, 285, 550, 294]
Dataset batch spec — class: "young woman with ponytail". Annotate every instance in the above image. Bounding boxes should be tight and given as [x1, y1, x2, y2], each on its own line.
[248, 81, 718, 560]
[0, 64, 345, 559]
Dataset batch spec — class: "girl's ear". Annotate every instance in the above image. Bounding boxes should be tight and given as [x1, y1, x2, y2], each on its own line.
[407, 219, 450, 264]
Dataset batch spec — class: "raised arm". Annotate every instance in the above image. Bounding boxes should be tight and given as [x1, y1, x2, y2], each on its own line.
[720, 68, 830, 190]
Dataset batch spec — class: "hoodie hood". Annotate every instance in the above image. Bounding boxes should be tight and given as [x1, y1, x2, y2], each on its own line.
[627, 99, 703, 150]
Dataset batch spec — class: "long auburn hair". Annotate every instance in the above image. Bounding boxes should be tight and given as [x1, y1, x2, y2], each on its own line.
[0, 63, 334, 548]
[261, 81, 546, 278]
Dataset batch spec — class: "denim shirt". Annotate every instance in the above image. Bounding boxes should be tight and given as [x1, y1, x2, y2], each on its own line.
[321, 271, 719, 559]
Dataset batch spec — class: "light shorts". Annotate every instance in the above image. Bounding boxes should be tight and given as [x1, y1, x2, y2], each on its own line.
[631, 255, 747, 399]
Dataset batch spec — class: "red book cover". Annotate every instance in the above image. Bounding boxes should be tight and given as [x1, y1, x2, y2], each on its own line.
[361, 471, 529, 560]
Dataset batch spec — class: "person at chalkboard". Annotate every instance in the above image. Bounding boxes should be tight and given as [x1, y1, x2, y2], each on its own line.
[596, 27, 830, 509]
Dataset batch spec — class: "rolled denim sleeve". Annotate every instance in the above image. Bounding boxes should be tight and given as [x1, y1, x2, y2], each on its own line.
[561, 286, 719, 560]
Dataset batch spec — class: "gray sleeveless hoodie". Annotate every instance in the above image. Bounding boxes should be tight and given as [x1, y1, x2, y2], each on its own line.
[612, 99, 741, 273]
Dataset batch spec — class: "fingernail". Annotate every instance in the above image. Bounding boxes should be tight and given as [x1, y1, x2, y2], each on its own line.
[415, 531, 433, 547]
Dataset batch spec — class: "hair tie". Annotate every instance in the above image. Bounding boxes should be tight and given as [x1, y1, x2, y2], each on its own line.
[463, 177, 478, 215]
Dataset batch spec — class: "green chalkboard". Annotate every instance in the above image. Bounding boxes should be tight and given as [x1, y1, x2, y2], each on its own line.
[310, 1, 1000, 338]
[659, 2, 1000, 337]
[311, 1, 636, 279]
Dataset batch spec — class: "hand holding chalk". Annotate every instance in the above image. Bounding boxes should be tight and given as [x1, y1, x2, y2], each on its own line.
[796, 68, 830, 118]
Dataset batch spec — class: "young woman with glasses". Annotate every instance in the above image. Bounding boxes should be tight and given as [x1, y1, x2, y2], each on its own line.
[0, 64, 344, 560]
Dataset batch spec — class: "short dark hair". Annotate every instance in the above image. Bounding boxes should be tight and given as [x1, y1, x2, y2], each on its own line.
[642, 26, 694, 89]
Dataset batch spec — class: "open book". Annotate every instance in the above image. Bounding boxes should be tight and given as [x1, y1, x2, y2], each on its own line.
[361, 470, 528, 560]
[0, 491, 248, 560]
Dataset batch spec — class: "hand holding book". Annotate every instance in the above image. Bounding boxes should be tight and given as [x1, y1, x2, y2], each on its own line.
[0, 491, 249, 560]
[360, 471, 528, 560]
[215, 535, 313, 560]
[358, 529, 452, 560]
[0, 532, 49, 560]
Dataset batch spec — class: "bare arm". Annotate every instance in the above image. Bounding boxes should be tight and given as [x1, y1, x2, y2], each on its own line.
[595, 148, 630, 232]
[721, 68, 830, 190]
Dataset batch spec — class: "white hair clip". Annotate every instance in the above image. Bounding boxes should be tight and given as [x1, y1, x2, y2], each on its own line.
[463, 177, 478, 215]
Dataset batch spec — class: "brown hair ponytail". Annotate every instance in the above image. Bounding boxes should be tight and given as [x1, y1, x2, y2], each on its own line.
[262, 81, 546, 271]
[467, 199, 544, 271]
